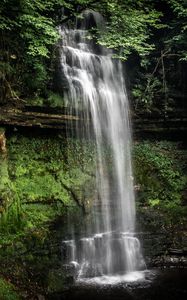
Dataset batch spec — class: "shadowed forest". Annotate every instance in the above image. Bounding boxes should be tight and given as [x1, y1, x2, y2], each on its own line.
[0, 1, 186, 299]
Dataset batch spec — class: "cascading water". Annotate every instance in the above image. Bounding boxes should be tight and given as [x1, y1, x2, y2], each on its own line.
[60, 10, 145, 282]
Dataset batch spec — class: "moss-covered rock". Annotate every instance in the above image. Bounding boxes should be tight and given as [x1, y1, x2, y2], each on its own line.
[0, 131, 97, 296]
[0, 132, 97, 235]
[133, 141, 187, 225]
[0, 131, 186, 296]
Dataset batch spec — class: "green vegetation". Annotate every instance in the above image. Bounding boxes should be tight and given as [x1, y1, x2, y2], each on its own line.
[0, 278, 20, 300]
[0, 0, 186, 113]
[0, 135, 186, 238]
[133, 141, 187, 224]
[130, 0, 187, 113]
[0, 133, 97, 296]
[0, 1, 187, 296]
[0, 134, 186, 296]
[0, 134, 96, 241]
[95, 0, 163, 59]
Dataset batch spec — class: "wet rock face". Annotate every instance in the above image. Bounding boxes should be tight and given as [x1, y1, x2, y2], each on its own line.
[141, 231, 187, 267]
[47, 267, 76, 294]
[137, 209, 187, 268]
[151, 255, 187, 267]
[140, 232, 187, 268]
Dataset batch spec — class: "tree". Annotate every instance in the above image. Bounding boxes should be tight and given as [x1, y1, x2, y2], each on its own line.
[0, 0, 186, 110]
[0, 0, 64, 102]
[129, 0, 187, 113]
[92, 0, 163, 59]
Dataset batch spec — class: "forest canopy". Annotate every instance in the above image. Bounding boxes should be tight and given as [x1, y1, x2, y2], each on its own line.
[0, 0, 187, 112]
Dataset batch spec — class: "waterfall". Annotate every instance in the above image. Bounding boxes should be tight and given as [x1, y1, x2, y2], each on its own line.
[60, 10, 145, 282]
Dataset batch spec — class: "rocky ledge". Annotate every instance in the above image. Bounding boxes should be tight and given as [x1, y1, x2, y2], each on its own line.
[0, 106, 187, 136]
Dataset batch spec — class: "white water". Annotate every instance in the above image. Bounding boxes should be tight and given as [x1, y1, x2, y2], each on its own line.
[60, 10, 145, 281]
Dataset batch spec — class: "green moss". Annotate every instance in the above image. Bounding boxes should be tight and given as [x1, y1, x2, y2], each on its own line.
[1, 133, 186, 233]
[133, 141, 187, 224]
[0, 278, 20, 300]
[0, 133, 186, 294]
[0, 134, 96, 236]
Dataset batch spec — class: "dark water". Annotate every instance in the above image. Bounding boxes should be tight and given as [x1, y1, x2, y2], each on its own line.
[48, 268, 187, 300]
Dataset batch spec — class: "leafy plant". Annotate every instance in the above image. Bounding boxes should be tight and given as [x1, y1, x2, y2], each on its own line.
[45, 91, 65, 107]
[133, 141, 187, 223]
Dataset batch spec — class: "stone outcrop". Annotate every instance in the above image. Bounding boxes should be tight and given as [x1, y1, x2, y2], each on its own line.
[0, 106, 187, 136]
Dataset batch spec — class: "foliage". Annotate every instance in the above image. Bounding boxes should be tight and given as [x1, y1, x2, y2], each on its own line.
[0, 0, 67, 102]
[165, 0, 187, 61]
[94, 0, 163, 59]
[0, 0, 186, 111]
[131, 0, 187, 113]
[0, 134, 96, 234]
[0, 0, 100, 103]
[0, 185, 23, 234]
[0, 278, 20, 300]
[133, 141, 187, 223]
[45, 91, 65, 107]
[132, 77, 163, 111]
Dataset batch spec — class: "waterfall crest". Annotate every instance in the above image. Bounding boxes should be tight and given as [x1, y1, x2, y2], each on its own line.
[60, 10, 145, 281]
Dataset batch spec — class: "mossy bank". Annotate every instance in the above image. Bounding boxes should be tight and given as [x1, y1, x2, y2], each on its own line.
[0, 128, 186, 298]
